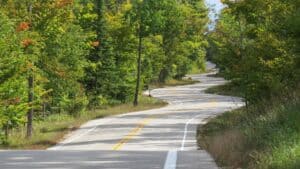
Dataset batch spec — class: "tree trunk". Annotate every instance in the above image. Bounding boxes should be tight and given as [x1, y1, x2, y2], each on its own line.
[42, 102, 46, 120]
[133, 24, 142, 106]
[27, 75, 34, 138]
[5, 125, 9, 139]
[159, 68, 168, 83]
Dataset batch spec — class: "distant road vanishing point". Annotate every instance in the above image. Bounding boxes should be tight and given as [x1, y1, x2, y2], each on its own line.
[0, 62, 244, 169]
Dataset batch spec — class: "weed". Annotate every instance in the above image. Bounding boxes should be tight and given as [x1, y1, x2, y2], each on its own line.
[198, 85, 300, 169]
[1, 95, 166, 149]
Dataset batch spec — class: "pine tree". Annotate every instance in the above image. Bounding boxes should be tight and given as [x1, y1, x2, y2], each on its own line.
[84, 0, 118, 107]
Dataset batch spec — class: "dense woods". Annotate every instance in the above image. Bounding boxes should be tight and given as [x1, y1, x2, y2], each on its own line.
[1, 0, 300, 167]
[0, 0, 208, 143]
[208, 0, 300, 104]
[199, 0, 300, 168]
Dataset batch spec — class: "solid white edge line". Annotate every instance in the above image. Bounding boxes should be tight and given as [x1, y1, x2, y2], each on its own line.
[48, 106, 169, 150]
[181, 114, 202, 151]
[164, 150, 177, 169]
[48, 124, 99, 150]
[180, 100, 244, 151]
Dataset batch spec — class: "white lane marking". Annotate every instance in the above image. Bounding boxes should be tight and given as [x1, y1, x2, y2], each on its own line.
[48, 107, 167, 150]
[49, 124, 100, 150]
[5, 161, 115, 165]
[164, 150, 177, 169]
[181, 114, 203, 151]
[9, 157, 33, 160]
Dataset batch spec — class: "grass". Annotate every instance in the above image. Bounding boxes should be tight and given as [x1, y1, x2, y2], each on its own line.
[197, 86, 300, 169]
[1, 75, 200, 150]
[1, 95, 166, 149]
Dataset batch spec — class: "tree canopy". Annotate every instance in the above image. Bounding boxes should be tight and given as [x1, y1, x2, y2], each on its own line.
[0, 0, 208, 142]
[208, 0, 299, 104]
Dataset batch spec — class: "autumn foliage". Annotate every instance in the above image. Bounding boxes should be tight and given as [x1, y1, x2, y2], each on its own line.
[16, 22, 30, 32]
[91, 41, 100, 47]
[0, 0, 209, 145]
[55, 0, 74, 8]
[5, 97, 21, 105]
[21, 38, 33, 48]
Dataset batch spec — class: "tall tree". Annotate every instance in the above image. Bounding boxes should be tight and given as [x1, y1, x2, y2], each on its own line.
[210, 0, 300, 103]
[130, 0, 170, 105]
[0, 11, 27, 141]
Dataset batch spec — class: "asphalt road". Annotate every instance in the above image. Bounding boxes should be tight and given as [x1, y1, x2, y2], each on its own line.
[0, 62, 244, 169]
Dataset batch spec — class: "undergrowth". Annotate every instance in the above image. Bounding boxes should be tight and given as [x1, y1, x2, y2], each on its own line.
[198, 86, 300, 169]
[0, 96, 166, 149]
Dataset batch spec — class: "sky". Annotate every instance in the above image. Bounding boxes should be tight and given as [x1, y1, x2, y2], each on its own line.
[205, 0, 225, 31]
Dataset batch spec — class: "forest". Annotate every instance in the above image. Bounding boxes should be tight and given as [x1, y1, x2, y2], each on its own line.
[208, 0, 299, 105]
[0, 0, 299, 168]
[0, 0, 208, 144]
[200, 0, 300, 168]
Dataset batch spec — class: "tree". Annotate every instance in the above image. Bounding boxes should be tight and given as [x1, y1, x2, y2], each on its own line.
[209, 0, 300, 103]
[0, 12, 27, 141]
[1, 0, 89, 138]
[128, 0, 165, 105]
[0, 0, 209, 142]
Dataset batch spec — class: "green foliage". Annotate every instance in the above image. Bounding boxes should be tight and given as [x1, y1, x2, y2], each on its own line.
[0, 0, 208, 142]
[201, 1, 300, 168]
[2, 95, 166, 149]
[82, 0, 208, 105]
[198, 90, 300, 169]
[157, 0, 208, 82]
[0, 11, 27, 141]
[209, 0, 300, 103]
[59, 93, 88, 116]
[0, 0, 89, 139]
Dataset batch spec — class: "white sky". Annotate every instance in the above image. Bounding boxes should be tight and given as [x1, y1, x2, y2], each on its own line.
[205, 0, 225, 31]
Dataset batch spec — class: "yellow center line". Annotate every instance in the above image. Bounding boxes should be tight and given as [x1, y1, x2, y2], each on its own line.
[210, 99, 217, 106]
[202, 99, 217, 107]
[112, 115, 157, 151]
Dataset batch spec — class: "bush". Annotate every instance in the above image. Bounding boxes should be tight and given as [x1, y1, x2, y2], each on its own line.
[0, 129, 8, 145]
[60, 94, 88, 116]
[198, 92, 300, 169]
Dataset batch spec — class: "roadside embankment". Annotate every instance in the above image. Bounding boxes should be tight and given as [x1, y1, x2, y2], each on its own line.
[197, 85, 300, 169]
[0, 96, 166, 149]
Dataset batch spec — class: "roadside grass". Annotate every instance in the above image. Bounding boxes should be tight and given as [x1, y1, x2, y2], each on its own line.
[1, 75, 201, 150]
[1, 95, 166, 149]
[197, 87, 300, 169]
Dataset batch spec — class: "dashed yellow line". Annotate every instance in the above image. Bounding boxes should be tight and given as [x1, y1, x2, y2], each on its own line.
[112, 115, 157, 151]
[202, 99, 217, 107]
[210, 99, 217, 106]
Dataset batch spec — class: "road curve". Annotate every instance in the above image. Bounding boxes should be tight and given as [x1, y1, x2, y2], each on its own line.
[0, 62, 244, 169]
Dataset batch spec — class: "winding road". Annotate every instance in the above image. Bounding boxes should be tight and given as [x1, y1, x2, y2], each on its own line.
[0, 62, 244, 169]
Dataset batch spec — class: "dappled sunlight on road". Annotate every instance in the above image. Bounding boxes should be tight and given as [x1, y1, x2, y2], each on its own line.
[1, 62, 244, 169]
